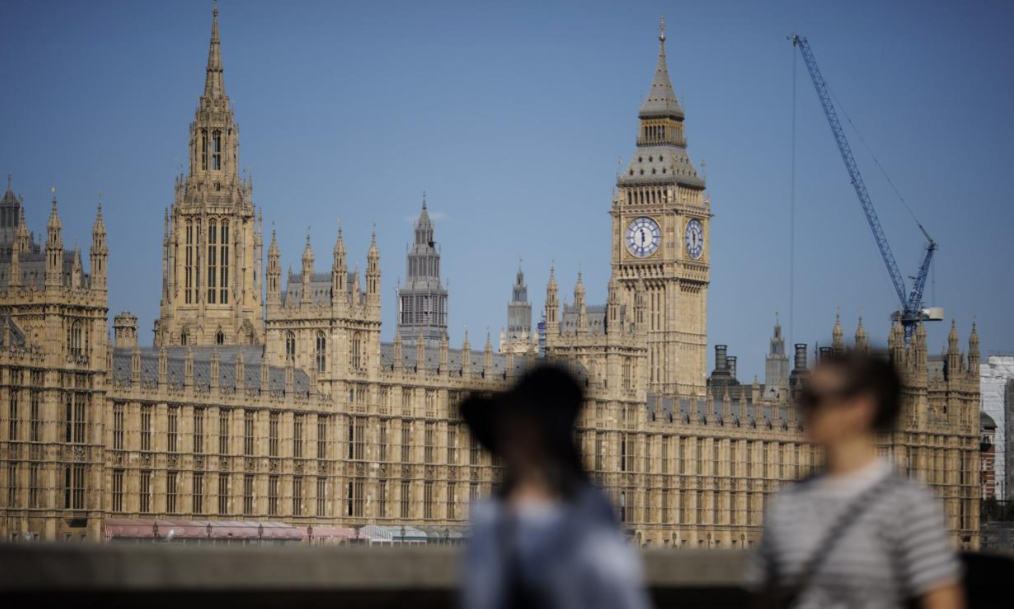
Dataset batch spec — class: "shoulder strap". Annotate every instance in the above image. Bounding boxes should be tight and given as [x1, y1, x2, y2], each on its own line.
[774, 473, 895, 607]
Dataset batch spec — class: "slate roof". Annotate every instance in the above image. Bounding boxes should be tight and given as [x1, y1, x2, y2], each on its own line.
[111, 346, 312, 394]
[560, 303, 628, 336]
[282, 271, 360, 307]
[377, 342, 587, 383]
[639, 36, 684, 119]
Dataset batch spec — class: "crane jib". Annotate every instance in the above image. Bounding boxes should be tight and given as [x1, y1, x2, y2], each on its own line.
[790, 35, 937, 338]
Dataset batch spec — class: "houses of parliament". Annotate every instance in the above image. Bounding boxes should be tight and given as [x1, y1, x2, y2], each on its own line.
[0, 5, 982, 548]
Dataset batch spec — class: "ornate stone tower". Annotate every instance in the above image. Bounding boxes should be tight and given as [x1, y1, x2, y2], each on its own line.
[764, 314, 789, 398]
[501, 261, 533, 353]
[397, 194, 448, 345]
[155, 2, 264, 347]
[611, 17, 711, 399]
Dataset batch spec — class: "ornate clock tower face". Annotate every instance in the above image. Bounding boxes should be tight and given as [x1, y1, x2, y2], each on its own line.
[626, 216, 662, 258]
[685, 218, 704, 260]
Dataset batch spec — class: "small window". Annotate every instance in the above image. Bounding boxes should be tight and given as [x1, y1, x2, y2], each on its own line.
[216, 329, 225, 345]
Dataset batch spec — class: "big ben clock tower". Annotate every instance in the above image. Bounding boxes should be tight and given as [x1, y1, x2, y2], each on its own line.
[611, 17, 711, 399]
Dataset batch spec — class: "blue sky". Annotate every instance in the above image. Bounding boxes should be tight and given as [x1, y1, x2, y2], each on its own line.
[2, 0, 1012, 381]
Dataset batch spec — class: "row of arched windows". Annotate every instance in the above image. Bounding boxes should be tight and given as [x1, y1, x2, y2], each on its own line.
[207, 219, 230, 304]
[199, 129, 224, 172]
[182, 219, 231, 306]
[284, 329, 371, 374]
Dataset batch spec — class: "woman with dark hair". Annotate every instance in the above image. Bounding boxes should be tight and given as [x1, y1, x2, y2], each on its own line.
[459, 364, 651, 609]
[746, 350, 963, 609]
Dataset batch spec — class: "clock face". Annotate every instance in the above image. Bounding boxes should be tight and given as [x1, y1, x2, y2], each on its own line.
[626, 217, 661, 258]
[685, 218, 704, 260]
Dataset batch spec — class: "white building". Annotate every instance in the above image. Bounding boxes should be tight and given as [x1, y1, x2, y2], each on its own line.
[981, 355, 1014, 499]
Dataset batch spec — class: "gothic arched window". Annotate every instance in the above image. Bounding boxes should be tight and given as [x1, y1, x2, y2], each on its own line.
[207, 219, 218, 304]
[201, 130, 208, 171]
[68, 320, 83, 358]
[219, 220, 229, 304]
[216, 329, 225, 345]
[212, 130, 222, 170]
[315, 331, 326, 373]
[184, 220, 194, 304]
[285, 331, 296, 361]
[351, 332, 362, 370]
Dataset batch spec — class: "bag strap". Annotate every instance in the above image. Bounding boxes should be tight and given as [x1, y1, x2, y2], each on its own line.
[771, 472, 895, 607]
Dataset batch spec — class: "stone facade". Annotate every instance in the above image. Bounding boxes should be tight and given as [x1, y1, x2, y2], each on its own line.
[0, 7, 980, 549]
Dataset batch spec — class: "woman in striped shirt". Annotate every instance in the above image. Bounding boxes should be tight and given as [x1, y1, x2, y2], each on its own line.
[746, 350, 963, 609]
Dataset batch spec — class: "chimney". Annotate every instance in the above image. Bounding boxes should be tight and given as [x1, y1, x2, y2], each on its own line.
[793, 343, 808, 372]
[727, 356, 737, 381]
[715, 345, 728, 371]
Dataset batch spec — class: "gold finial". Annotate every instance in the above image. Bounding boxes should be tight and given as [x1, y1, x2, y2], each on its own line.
[659, 15, 666, 43]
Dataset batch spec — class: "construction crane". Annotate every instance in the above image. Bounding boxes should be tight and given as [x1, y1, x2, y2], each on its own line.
[789, 34, 941, 341]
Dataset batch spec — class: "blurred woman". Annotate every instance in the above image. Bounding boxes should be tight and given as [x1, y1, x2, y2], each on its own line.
[746, 350, 963, 609]
[459, 364, 651, 609]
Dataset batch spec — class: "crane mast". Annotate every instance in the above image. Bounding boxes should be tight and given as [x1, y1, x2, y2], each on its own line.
[790, 34, 938, 341]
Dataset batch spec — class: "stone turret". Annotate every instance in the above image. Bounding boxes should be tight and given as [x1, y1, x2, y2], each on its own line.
[574, 272, 587, 333]
[90, 200, 107, 294]
[367, 226, 381, 306]
[854, 315, 868, 353]
[114, 311, 139, 349]
[267, 229, 281, 306]
[45, 194, 63, 289]
[606, 273, 621, 334]
[545, 264, 559, 335]
[831, 312, 844, 353]
[968, 321, 980, 376]
[332, 221, 347, 306]
[461, 329, 471, 378]
[301, 232, 314, 305]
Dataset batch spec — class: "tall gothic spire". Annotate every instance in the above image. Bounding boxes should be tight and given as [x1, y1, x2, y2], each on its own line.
[204, 1, 226, 99]
[398, 192, 447, 343]
[639, 16, 683, 119]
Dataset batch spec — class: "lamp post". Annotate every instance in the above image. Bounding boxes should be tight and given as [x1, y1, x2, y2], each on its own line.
[206, 523, 213, 541]
[400, 525, 406, 545]
[740, 533, 746, 550]
[707, 532, 712, 550]
[152, 522, 159, 542]
[258, 523, 264, 546]
[443, 527, 449, 546]
[308, 525, 314, 546]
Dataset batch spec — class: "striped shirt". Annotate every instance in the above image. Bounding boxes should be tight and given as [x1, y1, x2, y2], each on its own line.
[744, 459, 961, 608]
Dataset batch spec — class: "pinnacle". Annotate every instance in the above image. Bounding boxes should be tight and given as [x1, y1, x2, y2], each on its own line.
[203, 0, 226, 99]
[639, 16, 683, 119]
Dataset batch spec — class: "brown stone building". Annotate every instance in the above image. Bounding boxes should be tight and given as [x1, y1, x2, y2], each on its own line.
[0, 6, 980, 549]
